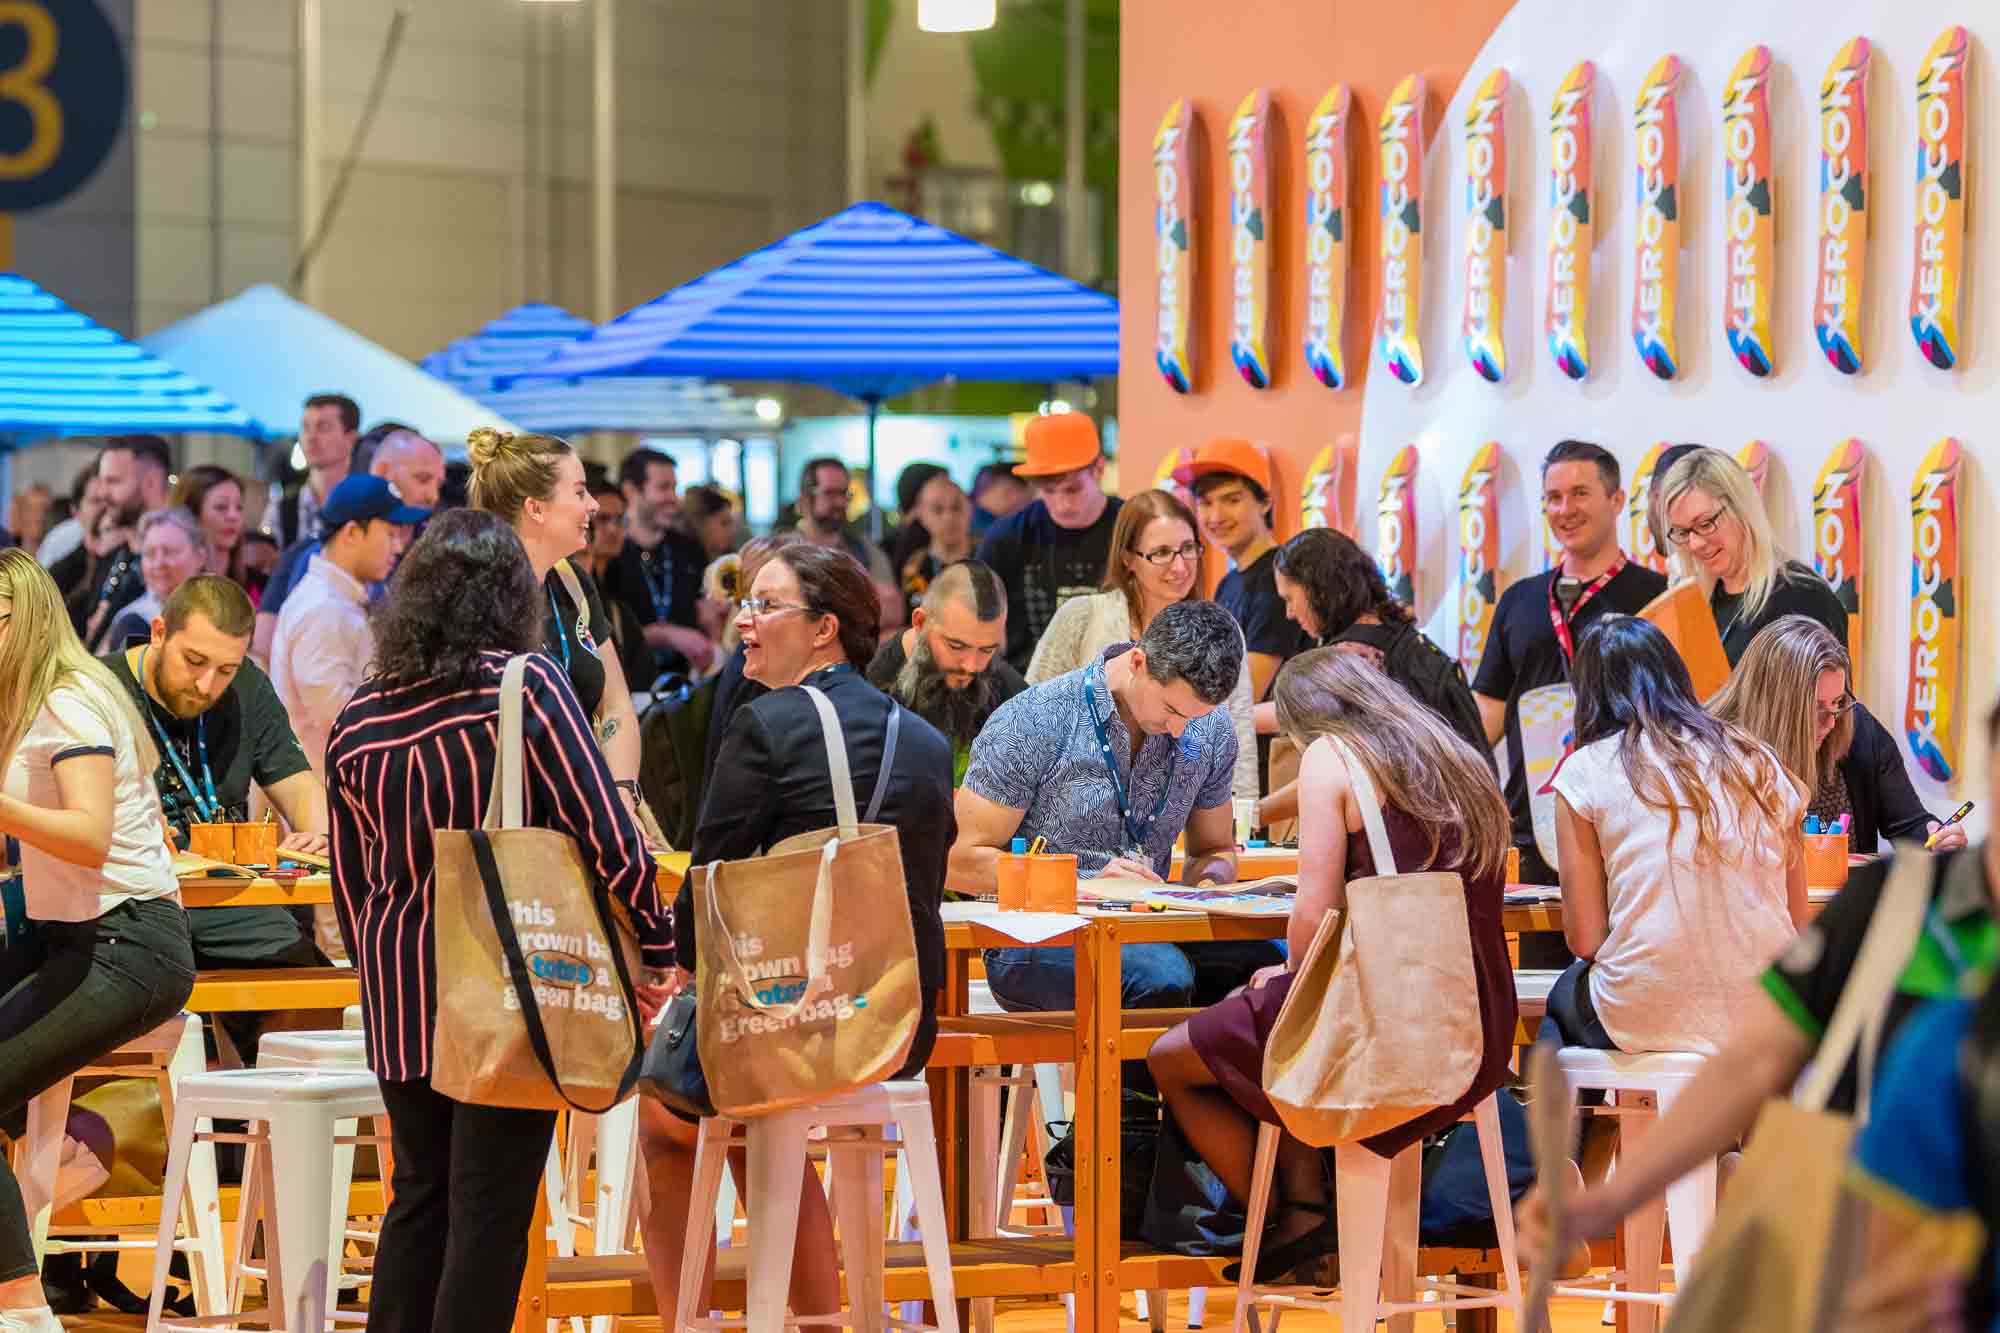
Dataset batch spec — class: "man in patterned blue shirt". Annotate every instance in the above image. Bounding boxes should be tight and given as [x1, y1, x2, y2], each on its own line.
[950, 600, 1283, 1011]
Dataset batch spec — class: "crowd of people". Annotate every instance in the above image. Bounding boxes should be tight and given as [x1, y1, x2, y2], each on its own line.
[0, 409, 1991, 1327]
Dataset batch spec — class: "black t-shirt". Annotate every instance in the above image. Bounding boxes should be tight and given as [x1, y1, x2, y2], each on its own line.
[1216, 547, 1314, 669]
[1470, 562, 1667, 852]
[545, 563, 615, 722]
[974, 496, 1124, 672]
[603, 528, 707, 681]
[103, 647, 314, 840]
[1329, 620, 1494, 766]
[1711, 560, 1849, 666]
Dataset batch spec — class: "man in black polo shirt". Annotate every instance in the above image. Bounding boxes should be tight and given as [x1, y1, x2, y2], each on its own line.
[604, 447, 712, 684]
[1179, 438, 1313, 705]
[1471, 440, 1666, 887]
[104, 576, 331, 1059]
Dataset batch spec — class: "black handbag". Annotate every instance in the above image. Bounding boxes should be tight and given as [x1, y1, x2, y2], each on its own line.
[636, 991, 715, 1119]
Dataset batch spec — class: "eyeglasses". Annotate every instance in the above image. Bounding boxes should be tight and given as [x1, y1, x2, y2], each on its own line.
[1817, 691, 1858, 720]
[737, 597, 818, 620]
[1665, 508, 1729, 547]
[1133, 541, 1202, 567]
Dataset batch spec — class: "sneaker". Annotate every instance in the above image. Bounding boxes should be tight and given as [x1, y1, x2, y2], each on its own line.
[52, 1135, 109, 1211]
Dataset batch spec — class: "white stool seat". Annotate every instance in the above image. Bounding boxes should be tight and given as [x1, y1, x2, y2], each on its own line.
[255, 1031, 369, 1070]
[675, 1080, 959, 1333]
[147, 1069, 386, 1332]
[1553, 1046, 1717, 1333]
[1514, 969, 1562, 1005]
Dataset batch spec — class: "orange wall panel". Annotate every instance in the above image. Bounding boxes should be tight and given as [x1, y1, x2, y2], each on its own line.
[1119, 0, 1517, 538]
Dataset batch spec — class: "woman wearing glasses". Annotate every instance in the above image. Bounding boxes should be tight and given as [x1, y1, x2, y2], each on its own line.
[1712, 615, 1966, 854]
[1025, 488, 1259, 801]
[1657, 447, 1848, 665]
[1545, 616, 1807, 1056]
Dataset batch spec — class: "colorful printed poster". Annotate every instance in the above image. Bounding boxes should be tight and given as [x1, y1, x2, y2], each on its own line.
[1377, 74, 1427, 386]
[1736, 439, 1770, 497]
[1153, 100, 1196, 393]
[1463, 69, 1509, 383]
[1151, 446, 1196, 509]
[1377, 444, 1420, 604]
[1227, 89, 1273, 388]
[1907, 438, 1963, 780]
[1909, 27, 1969, 371]
[1632, 55, 1683, 380]
[1301, 435, 1359, 534]
[1816, 39, 1872, 375]
[1540, 513, 1565, 572]
[1812, 439, 1866, 683]
[1458, 443, 1502, 669]
[1546, 60, 1596, 382]
[1626, 442, 1670, 575]
[1304, 85, 1354, 390]
[1722, 45, 1776, 378]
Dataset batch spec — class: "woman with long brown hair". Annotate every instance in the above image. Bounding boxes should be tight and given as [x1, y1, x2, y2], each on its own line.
[1024, 488, 1258, 800]
[1710, 614, 1964, 854]
[1548, 615, 1805, 1057]
[1148, 647, 1517, 1281]
[171, 465, 262, 602]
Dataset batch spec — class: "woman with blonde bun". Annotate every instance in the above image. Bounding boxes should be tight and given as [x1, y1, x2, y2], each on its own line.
[466, 427, 662, 846]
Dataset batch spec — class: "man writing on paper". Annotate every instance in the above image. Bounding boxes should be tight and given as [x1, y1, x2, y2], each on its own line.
[104, 576, 332, 1059]
[948, 600, 1281, 1013]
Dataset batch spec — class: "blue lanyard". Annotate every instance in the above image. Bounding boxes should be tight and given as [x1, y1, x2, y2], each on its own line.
[548, 587, 571, 672]
[1082, 662, 1177, 856]
[138, 646, 219, 823]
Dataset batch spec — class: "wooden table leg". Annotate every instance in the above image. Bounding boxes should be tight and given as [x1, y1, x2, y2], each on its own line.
[935, 948, 973, 1241]
[1073, 921, 1122, 1333]
[1457, 1271, 1499, 1333]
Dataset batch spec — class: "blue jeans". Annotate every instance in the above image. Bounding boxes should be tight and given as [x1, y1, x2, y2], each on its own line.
[984, 940, 1287, 1013]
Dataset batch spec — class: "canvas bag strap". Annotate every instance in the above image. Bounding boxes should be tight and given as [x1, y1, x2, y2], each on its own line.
[1795, 846, 1936, 1115]
[703, 846, 835, 1019]
[553, 558, 588, 619]
[863, 704, 902, 823]
[801, 685, 862, 835]
[1321, 735, 1399, 876]
[483, 654, 531, 831]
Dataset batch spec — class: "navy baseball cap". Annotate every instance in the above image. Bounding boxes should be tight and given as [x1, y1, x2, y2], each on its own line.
[320, 474, 430, 531]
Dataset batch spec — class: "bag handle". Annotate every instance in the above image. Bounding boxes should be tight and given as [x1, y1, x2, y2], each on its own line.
[702, 844, 835, 1017]
[801, 686, 861, 835]
[483, 654, 531, 831]
[466, 827, 642, 1114]
[1321, 735, 1400, 876]
[1795, 846, 1936, 1115]
[552, 558, 588, 625]
[864, 704, 901, 823]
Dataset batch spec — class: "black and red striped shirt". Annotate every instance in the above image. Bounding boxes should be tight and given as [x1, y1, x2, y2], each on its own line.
[326, 650, 670, 1082]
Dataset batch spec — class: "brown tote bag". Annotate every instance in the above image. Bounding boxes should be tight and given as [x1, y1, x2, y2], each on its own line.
[1261, 735, 1483, 1146]
[691, 687, 921, 1118]
[432, 655, 645, 1112]
[1662, 848, 1936, 1332]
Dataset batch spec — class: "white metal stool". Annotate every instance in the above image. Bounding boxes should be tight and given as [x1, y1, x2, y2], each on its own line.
[14, 1012, 225, 1313]
[674, 1079, 959, 1333]
[1233, 1090, 1523, 1332]
[1551, 1049, 1716, 1333]
[145, 1068, 385, 1331]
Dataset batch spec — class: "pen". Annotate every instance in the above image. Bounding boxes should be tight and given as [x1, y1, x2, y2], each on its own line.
[1926, 801, 1975, 850]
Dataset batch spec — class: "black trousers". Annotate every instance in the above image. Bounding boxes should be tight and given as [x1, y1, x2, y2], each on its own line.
[367, 1077, 557, 1333]
[0, 897, 194, 1280]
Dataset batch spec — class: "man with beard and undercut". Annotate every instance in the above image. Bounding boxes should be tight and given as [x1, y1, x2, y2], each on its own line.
[867, 560, 1027, 783]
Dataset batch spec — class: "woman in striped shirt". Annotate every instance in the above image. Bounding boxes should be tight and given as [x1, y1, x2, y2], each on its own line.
[324, 509, 672, 1333]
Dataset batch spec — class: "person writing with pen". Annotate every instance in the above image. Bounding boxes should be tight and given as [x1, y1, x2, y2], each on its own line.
[947, 600, 1282, 1016]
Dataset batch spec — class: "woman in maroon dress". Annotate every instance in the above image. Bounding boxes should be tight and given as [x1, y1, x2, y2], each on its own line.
[1149, 647, 1516, 1282]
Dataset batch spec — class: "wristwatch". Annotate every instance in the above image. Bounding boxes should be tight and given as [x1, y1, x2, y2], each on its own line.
[614, 779, 641, 800]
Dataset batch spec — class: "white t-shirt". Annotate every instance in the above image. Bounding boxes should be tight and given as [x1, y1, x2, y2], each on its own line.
[1551, 732, 1801, 1056]
[3, 674, 178, 922]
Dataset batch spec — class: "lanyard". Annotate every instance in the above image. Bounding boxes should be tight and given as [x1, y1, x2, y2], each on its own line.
[1547, 555, 1627, 666]
[138, 647, 219, 823]
[548, 587, 571, 673]
[1082, 662, 1177, 856]
[637, 542, 676, 621]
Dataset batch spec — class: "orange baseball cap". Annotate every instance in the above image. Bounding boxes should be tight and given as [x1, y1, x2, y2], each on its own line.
[1173, 438, 1273, 492]
[1013, 413, 1102, 477]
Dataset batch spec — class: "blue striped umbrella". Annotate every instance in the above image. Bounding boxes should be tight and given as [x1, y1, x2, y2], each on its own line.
[508, 202, 1120, 400]
[423, 303, 770, 435]
[0, 273, 259, 442]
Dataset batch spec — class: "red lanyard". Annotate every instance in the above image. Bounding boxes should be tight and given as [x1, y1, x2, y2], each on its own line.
[1548, 555, 1627, 665]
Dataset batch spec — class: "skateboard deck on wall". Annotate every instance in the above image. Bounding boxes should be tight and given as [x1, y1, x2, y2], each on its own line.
[1228, 89, 1274, 388]
[1632, 54, 1684, 380]
[1377, 74, 1427, 386]
[1153, 99, 1197, 393]
[1458, 443, 1502, 671]
[1816, 38, 1872, 375]
[1626, 442, 1671, 575]
[1812, 439, 1866, 688]
[1906, 438, 1963, 782]
[1546, 60, 1596, 382]
[1909, 27, 1969, 372]
[1722, 45, 1776, 378]
[1377, 444, 1420, 604]
[1304, 85, 1354, 390]
[1463, 68, 1510, 383]
[1302, 436, 1359, 535]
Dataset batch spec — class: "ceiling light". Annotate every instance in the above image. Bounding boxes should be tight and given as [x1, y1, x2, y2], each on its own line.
[754, 397, 784, 423]
[919, 0, 996, 33]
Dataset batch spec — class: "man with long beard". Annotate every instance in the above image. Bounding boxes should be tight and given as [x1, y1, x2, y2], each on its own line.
[867, 560, 1026, 783]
